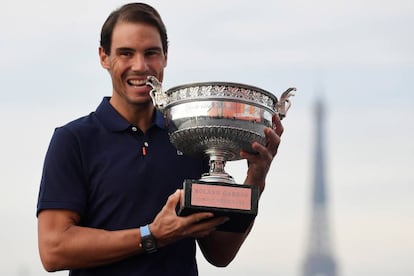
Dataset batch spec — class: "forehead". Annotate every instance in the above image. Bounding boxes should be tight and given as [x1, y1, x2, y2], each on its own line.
[111, 21, 162, 50]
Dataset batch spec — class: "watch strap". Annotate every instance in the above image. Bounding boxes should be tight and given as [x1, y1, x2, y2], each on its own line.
[140, 224, 151, 236]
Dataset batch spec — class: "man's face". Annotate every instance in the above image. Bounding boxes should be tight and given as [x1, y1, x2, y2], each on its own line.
[100, 21, 167, 107]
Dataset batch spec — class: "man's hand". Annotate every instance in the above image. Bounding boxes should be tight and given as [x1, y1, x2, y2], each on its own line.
[149, 190, 228, 248]
[240, 114, 284, 193]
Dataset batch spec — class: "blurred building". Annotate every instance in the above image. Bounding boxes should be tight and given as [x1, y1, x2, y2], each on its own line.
[302, 100, 338, 276]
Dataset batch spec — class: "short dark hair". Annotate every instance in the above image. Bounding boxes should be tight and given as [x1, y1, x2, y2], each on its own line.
[100, 3, 168, 55]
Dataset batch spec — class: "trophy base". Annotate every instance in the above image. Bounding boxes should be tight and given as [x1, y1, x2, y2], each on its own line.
[177, 179, 259, 232]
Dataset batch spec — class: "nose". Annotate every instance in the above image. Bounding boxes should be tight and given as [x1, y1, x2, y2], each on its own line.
[131, 53, 148, 72]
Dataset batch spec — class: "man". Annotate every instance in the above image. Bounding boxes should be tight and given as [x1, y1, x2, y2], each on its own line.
[37, 3, 284, 275]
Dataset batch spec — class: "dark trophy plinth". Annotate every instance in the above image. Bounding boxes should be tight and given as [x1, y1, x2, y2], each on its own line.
[179, 180, 259, 232]
[147, 76, 295, 232]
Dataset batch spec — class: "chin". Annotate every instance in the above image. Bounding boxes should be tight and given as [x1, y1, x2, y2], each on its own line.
[130, 97, 153, 106]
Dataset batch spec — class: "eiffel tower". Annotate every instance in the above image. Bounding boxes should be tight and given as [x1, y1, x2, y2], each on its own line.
[302, 99, 338, 276]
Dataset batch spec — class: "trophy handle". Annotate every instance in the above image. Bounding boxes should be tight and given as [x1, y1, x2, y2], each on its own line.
[147, 76, 168, 111]
[276, 87, 296, 119]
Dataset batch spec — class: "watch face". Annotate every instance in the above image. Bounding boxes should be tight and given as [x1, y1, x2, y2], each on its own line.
[142, 235, 157, 253]
[144, 238, 155, 249]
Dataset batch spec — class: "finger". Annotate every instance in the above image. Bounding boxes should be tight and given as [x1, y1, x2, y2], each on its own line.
[272, 114, 284, 137]
[165, 189, 181, 210]
[190, 216, 228, 234]
[185, 212, 215, 225]
[240, 141, 270, 161]
[264, 128, 280, 157]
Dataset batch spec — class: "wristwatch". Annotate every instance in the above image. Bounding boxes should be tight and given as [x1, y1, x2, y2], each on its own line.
[140, 224, 157, 253]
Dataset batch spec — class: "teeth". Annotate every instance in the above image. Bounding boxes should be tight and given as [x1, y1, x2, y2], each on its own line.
[128, 79, 146, 86]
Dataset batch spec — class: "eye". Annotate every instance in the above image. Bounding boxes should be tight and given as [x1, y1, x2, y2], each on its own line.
[116, 48, 135, 57]
[120, 51, 133, 57]
[145, 48, 163, 57]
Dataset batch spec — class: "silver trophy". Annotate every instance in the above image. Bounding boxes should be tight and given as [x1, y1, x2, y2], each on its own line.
[147, 76, 295, 232]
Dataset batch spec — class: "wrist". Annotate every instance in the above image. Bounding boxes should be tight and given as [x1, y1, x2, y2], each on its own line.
[244, 177, 266, 194]
[140, 224, 157, 254]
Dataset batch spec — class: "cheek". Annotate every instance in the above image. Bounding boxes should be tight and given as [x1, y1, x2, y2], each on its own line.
[156, 69, 164, 82]
[156, 60, 167, 78]
[110, 60, 128, 78]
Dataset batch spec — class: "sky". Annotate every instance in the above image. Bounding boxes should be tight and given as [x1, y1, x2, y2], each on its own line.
[1, 0, 413, 275]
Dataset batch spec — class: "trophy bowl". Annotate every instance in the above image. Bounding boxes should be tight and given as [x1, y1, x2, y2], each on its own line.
[147, 76, 295, 232]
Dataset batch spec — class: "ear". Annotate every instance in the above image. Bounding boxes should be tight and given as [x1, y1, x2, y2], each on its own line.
[99, 47, 110, 70]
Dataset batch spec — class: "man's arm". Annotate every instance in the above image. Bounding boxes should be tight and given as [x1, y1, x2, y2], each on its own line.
[38, 195, 228, 272]
[197, 115, 284, 267]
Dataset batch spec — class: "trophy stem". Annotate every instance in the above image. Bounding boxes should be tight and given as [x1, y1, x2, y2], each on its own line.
[200, 153, 235, 184]
[209, 157, 225, 174]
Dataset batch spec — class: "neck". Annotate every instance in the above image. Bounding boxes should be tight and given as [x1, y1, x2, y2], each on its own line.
[110, 98, 155, 133]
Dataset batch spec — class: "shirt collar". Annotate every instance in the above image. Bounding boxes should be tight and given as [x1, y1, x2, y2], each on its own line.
[95, 97, 166, 132]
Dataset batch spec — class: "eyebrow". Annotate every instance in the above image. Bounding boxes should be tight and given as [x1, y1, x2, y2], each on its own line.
[115, 47, 135, 53]
[145, 46, 163, 53]
[115, 46, 163, 53]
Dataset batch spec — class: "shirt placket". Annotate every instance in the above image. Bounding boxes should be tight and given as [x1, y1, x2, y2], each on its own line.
[131, 126, 150, 158]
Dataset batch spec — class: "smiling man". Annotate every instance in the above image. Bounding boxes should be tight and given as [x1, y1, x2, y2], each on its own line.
[36, 3, 284, 276]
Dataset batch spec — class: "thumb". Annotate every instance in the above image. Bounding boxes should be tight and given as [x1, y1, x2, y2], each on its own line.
[165, 189, 181, 210]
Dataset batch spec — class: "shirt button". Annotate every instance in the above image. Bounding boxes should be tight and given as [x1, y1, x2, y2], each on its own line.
[131, 126, 138, 132]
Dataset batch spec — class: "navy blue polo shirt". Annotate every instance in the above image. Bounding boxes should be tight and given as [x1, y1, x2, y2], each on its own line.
[37, 97, 209, 276]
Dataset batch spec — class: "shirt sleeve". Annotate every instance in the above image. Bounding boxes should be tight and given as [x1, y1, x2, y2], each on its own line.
[36, 126, 88, 217]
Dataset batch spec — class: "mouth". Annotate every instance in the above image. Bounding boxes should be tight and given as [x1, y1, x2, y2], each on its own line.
[127, 78, 147, 87]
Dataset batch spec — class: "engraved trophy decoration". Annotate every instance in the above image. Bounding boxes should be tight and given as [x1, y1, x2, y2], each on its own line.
[147, 76, 295, 232]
